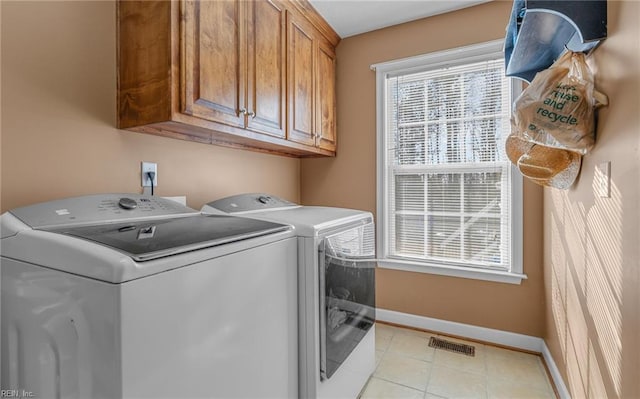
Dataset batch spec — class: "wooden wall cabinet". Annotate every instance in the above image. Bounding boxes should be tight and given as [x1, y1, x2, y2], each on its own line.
[287, 12, 337, 152]
[316, 39, 337, 152]
[118, 0, 339, 157]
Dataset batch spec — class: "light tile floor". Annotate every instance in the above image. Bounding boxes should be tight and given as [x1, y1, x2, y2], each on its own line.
[360, 323, 557, 399]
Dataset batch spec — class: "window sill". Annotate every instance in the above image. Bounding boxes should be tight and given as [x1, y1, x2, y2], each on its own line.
[377, 259, 527, 285]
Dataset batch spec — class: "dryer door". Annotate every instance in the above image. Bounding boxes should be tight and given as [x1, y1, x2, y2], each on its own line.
[319, 222, 376, 380]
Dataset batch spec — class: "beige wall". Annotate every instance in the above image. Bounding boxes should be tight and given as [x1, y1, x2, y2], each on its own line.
[301, 1, 545, 337]
[0, 1, 299, 213]
[7, 3, 638, 395]
[543, 1, 640, 398]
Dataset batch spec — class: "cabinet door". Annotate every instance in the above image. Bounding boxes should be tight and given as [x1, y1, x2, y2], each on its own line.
[316, 40, 337, 152]
[246, 0, 286, 138]
[182, 0, 245, 127]
[287, 13, 315, 146]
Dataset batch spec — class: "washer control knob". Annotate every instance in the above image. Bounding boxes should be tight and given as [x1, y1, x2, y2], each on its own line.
[118, 197, 138, 210]
[257, 196, 270, 204]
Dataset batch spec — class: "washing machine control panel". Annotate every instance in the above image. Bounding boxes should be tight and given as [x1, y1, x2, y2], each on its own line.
[10, 194, 197, 229]
[205, 193, 297, 214]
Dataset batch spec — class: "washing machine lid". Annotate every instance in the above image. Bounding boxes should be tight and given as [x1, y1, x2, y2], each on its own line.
[47, 214, 289, 262]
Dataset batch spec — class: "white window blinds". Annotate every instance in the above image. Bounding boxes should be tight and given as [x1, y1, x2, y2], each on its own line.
[382, 57, 514, 272]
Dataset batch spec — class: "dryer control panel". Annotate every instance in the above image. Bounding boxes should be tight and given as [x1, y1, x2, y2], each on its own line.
[204, 193, 298, 214]
[10, 194, 196, 229]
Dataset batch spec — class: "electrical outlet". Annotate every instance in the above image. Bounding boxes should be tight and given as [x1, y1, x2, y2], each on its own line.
[141, 162, 158, 187]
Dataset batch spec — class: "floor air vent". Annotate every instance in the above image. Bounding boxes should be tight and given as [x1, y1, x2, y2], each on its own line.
[428, 337, 475, 357]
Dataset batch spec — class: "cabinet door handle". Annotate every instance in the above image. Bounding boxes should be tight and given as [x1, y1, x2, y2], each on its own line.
[239, 108, 248, 116]
[248, 111, 256, 119]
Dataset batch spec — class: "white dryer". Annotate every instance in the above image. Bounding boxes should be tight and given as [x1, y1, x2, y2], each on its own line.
[1, 194, 298, 398]
[203, 194, 376, 399]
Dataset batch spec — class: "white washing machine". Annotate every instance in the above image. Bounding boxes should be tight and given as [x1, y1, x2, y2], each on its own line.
[1, 194, 298, 399]
[203, 194, 376, 399]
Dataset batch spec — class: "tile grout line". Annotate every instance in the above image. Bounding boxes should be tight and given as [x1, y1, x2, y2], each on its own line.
[371, 374, 427, 394]
[424, 351, 436, 399]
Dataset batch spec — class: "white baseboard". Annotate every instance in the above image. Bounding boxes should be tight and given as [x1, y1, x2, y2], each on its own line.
[377, 308, 541, 351]
[542, 341, 571, 399]
[376, 308, 571, 399]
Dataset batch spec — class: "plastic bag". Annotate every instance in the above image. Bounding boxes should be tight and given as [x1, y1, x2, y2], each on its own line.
[505, 135, 581, 190]
[511, 51, 608, 155]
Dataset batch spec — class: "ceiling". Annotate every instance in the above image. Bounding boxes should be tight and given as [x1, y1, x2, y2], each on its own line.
[308, 0, 492, 38]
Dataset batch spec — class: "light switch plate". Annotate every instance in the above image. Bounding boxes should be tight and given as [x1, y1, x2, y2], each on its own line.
[595, 161, 610, 198]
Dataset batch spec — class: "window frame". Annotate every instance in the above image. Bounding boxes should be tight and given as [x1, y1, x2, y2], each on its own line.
[372, 40, 525, 285]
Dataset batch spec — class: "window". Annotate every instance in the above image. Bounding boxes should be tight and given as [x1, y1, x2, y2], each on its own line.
[373, 40, 524, 284]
